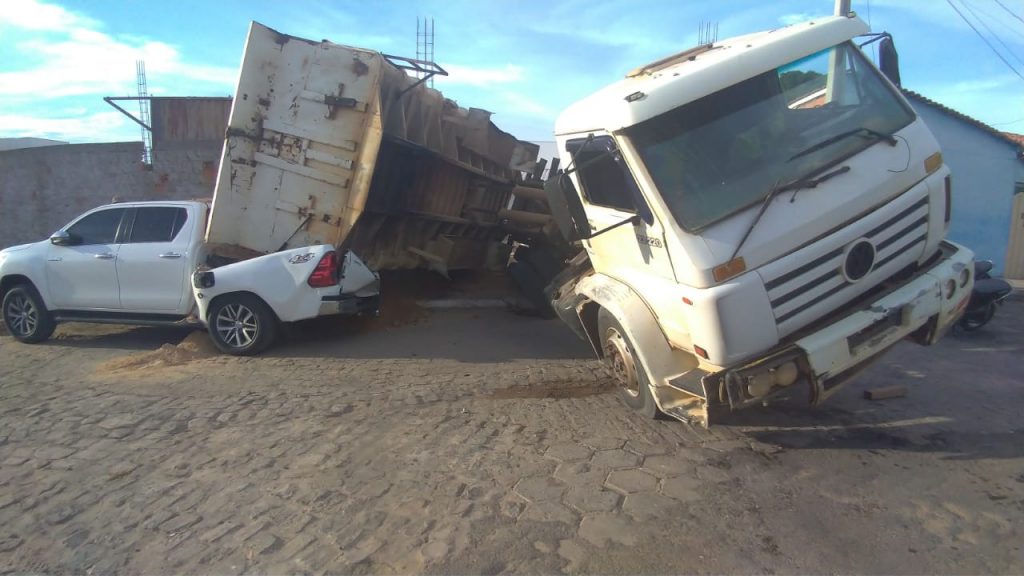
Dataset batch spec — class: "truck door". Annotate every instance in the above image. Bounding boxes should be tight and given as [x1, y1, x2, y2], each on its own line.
[46, 207, 126, 310]
[115, 206, 191, 312]
[566, 135, 675, 283]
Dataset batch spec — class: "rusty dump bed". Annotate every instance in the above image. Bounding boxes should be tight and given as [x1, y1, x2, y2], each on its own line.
[206, 21, 542, 272]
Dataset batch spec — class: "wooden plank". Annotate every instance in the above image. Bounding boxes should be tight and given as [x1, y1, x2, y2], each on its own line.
[863, 385, 907, 400]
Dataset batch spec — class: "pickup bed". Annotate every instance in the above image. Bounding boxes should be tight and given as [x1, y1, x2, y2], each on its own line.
[0, 200, 379, 354]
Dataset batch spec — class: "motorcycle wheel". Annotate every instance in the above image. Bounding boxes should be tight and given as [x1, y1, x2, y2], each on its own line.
[958, 303, 996, 332]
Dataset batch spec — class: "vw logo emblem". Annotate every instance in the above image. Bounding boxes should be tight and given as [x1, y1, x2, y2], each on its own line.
[842, 239, 875, 282]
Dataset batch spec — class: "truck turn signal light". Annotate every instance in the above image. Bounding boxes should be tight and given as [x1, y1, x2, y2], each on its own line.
[713, 257, 746, 282]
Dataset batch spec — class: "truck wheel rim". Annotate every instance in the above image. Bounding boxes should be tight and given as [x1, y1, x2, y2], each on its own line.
[215, 303, 258, 349]
[604, 328, 640, 398]
[5, 293, 38, 337]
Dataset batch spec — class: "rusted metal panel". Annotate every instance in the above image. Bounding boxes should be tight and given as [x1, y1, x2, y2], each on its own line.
[150, 97, 232, 146]
[206, 21, 540, 272]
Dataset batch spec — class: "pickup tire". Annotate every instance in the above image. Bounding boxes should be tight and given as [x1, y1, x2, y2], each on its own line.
[597, 308, 659, 418]
[207, 293, 278, 356]
[2, 284, 56, 344]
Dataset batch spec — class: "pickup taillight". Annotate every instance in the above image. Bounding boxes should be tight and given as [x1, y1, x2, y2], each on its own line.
[307, 252, 339, 288]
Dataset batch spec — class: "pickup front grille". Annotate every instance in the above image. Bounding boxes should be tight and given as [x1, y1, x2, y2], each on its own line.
[761, 194, 929, 332]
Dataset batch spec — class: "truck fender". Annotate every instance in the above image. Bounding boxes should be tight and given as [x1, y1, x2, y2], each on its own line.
[572, 274, 702, 409]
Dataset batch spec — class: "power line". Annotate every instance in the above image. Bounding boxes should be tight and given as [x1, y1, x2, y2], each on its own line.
[962, 0, 1024, 69]
[945, 0, 1024, 81]
[965, 0, 1024, 41]
[994, 0, 1024, 25]
[991, 116, 1024, 126]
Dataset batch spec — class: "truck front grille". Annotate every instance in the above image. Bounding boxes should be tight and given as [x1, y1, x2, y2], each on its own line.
[760, 194, 929, 333]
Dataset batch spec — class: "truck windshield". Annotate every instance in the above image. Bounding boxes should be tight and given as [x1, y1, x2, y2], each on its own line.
[625, 41, 914, 231]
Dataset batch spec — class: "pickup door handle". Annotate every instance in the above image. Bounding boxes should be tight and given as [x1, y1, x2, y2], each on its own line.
[159, 252, 182, 259]
[94, 253, 115, 260]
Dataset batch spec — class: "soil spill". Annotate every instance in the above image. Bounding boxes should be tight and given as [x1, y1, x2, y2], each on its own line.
[94, 330, 217, 375]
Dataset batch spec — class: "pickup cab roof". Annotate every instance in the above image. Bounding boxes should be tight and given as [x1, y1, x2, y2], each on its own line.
[555, 14, 869, 136]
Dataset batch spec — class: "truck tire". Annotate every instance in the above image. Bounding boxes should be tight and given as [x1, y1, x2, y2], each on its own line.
[2, 284, 56, 344]
[597, 308, 659, 418]
[207, 293, 278, 356]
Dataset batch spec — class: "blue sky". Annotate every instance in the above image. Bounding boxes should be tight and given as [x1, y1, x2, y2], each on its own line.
[1, 0, 1023, 145]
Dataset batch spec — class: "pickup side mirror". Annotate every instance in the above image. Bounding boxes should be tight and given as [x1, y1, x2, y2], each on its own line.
[50, 230, 76, 246]
[544, 173, 592, 241]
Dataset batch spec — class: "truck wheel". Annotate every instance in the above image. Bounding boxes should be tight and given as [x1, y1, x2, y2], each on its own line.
[598, 308, 659, 418]
[207, 294, 278, 356]
[2, 284, 56, 344]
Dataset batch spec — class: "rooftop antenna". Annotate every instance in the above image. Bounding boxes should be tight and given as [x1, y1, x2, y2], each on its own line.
[416, 16, 435, 88]
[135, 60, 153, 165]
[697, 20, 718, 45]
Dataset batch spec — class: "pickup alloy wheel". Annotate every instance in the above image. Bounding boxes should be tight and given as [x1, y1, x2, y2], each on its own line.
[208, 294, 277, 356]
[2, 284, 56, 344]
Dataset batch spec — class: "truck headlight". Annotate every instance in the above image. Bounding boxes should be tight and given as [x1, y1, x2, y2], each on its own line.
[943, 279, 956, 300]
[741, 360, 801, 398]
[193, 270, 215, 289]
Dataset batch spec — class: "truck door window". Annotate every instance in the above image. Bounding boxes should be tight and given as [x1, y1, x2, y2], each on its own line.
[66, 208, 127, 245]
[567, 136, 638, 213]
[127, 207, 188, 243]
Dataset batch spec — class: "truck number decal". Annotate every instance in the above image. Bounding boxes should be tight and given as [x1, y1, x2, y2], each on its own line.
[635, 234, 663, 248]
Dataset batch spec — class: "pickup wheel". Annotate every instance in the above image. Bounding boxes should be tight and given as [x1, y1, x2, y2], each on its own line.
[2, 284, 56, 344]
[207, 294, 278, 356]
[598, 308, 660, 418]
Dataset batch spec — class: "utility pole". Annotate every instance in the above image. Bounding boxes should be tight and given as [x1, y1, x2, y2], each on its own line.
[835, 0, 851, 16]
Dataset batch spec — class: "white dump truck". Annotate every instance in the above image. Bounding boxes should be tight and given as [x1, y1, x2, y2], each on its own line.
[541, 13, 974, 425]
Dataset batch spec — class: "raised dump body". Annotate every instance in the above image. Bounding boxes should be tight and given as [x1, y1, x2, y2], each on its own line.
[207, 22, 539, 272]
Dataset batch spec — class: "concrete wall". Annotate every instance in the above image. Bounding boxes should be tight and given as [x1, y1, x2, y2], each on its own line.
[909, 98, 1022, 274]
[0, 141, 219, 249]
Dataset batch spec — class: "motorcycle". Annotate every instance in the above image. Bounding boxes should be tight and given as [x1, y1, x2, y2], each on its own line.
[957, 260, 1012, 331]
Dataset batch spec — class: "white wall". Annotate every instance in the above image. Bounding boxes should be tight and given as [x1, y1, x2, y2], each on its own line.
[909, 97, 1021, 274]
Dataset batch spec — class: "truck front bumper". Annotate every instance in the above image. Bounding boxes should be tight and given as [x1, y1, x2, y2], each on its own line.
[722, 241, 973, 409]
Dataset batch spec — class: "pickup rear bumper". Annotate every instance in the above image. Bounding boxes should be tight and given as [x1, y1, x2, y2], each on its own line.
[319, 292, 380, 317]
[719, 241, 973, 410]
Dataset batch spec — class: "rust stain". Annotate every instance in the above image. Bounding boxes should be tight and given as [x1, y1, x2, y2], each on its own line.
[351, 57, 369, 77]
[487, 379, 613, 400]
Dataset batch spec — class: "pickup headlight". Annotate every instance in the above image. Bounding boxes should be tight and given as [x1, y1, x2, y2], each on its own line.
[192, 269, 215, 289]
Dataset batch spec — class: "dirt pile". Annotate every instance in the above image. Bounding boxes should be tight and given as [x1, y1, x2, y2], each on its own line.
[95, 330, 217, 375]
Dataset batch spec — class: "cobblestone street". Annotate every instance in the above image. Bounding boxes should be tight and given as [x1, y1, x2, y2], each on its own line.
[1, 302, 1022, 574]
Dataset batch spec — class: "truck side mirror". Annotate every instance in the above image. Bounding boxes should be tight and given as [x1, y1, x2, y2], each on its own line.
[544, 173, 592, 241]
[50, 230, 75, 246]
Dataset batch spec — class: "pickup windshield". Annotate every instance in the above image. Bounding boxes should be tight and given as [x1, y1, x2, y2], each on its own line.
[625, 41, 914, 231]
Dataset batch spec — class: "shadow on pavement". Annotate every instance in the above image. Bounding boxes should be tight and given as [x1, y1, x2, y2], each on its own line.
[718, 301, 1024, 461]
[270, 307, 595, 362]
[41, 324, 197, 352]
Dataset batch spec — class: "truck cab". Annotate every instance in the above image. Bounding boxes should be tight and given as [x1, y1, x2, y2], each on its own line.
[545, 14, 974, 425]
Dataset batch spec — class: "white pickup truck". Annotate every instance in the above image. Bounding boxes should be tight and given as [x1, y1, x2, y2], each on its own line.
[0, 200, 380, 355]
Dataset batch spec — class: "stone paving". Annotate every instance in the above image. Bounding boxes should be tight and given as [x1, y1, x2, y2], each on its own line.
[1, 305, 1023, 574]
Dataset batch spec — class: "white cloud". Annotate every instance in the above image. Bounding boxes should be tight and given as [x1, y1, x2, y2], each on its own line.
[0, 0, 236, 142]
[0, 28, 236, 98]
[0, 111, 128, 142]
[0, 0, 97, 31]
[499, 91, 556, 120]
[778, 12, 816, 26]
[437, 64, 525, 87]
